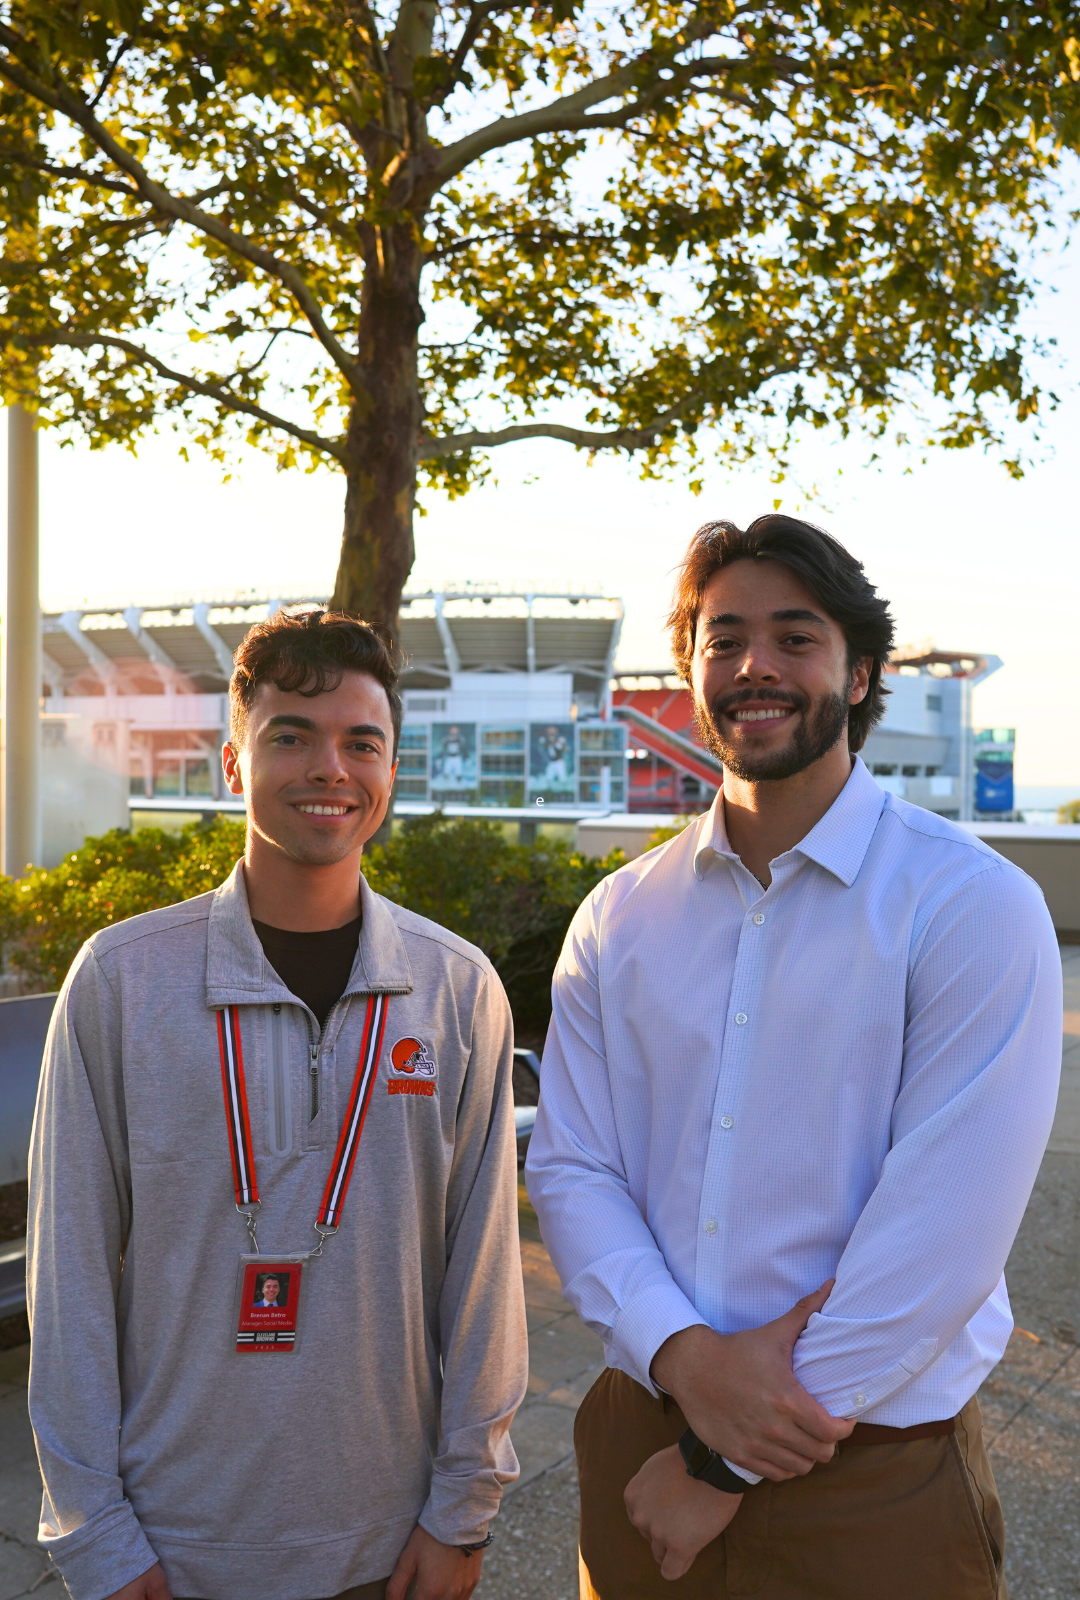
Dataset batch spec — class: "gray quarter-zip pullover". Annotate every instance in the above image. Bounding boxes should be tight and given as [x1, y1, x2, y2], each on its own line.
[27, 864, 527, 1600]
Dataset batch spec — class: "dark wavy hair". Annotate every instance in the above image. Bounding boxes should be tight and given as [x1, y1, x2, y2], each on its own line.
[667, 515, 895, 753]
[230, 609, 402, 756]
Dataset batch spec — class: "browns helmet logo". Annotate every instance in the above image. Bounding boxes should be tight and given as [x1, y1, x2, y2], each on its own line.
[390, 1037, 437, 1078]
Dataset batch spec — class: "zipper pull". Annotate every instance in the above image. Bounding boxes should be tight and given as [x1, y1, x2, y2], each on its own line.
[309, 1044, 320, 1121]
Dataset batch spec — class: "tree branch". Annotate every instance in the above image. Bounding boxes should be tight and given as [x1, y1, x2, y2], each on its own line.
[428, 47, 764, 187]
[427, 1, 507, 108]
[420, 404, 695, 456]
[22, 329, 347, 462]
[286, 184, 360, 245]
[0, 146, 139, 196]
[89, 33, 134, 110]
[0, 27, 363, 391]
[424, 223, 613, 262]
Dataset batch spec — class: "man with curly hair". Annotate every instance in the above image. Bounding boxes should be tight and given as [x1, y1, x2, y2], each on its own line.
[29, 610, 526, 1600]
[528, 516, 1060, 1600]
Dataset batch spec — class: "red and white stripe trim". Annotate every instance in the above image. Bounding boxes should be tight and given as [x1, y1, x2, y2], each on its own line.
[216, 994, 389, 1228]
[218, 1005, 258, 1208]
[318, 994, 388, 1227]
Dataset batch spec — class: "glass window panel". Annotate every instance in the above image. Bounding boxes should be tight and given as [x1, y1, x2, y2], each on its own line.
[481, 753, 525, 775]
[480, 778, 525, 807]
[155, 759, 182, 796]
[395, 777, 429, 798]
[400, 728, 428, 750]
[482, 727, 525, 750]
[579, 727, 625, 751]
[399, 752, 428, 774]
[184, 759, 213, 796]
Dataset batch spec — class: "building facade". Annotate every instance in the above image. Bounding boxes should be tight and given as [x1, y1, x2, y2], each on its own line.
[615, 649, 1004, 822]
[24, 590, 1003, 864]
[32, 589, 628, 861]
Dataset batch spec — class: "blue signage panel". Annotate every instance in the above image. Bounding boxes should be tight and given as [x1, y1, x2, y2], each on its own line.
[975, 762, 1014, 813]
[974, 728, 1015, 815]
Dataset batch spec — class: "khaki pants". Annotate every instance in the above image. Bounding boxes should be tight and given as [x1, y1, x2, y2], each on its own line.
[177, 1583, 387, 1599]
[576, 1370, 1006, 1600]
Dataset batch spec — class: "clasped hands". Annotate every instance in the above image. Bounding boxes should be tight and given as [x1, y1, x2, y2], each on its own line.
[624, 1281, 854, 1580]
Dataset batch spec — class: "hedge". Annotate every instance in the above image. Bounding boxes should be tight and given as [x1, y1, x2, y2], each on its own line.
[0, 813, 623, 1033]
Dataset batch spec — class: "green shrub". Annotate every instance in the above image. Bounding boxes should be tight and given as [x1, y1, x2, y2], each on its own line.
[0, 813, 621, 1031]
[0, 817, 247, 991]
[646, 815, 699, 851]
[365, 813, 622, 1033]
[1058, 800, 1080, 824]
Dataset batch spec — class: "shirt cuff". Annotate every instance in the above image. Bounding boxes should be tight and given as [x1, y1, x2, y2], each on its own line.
[722, 1458, 764, 1486]
[40, 1500, 159, 1600]
[420, 1463, 512, 1549]
[612, 1282, 708, 1395]
[792, 1329, 940, 1418]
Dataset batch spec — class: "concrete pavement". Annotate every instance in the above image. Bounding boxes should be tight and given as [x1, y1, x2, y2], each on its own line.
[3, 948, 1079, 1600]
[0, 1345, 49, 1600]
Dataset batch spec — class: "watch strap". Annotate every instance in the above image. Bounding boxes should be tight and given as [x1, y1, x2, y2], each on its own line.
[677, 1426, 753, 1495]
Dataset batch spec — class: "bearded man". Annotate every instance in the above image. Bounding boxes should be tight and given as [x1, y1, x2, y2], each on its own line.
[526, 515, 1061, 1600]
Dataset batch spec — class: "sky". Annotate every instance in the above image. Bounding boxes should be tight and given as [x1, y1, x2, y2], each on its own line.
[4, 202, 1079, 791]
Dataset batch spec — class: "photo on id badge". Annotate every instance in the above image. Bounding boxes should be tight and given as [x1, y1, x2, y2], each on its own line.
[235, 1259, 305, 1353]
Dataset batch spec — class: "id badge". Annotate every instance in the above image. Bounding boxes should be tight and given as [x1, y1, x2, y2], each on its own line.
[234, 1254, 306, 1354]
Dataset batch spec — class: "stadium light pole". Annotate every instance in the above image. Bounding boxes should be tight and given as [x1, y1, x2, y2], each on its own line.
[2, 402, 42, 875]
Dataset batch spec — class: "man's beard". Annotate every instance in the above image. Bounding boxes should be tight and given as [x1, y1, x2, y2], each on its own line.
[695, 685, 851, 782]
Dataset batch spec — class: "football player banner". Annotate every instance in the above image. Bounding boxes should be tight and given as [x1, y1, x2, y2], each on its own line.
[529, 722, 575, 801]
[431, 722, 477, 792]
[234, 1259, 305, 1354]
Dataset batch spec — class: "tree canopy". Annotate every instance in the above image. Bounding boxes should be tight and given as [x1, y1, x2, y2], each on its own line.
[1, 2, 1078, 626]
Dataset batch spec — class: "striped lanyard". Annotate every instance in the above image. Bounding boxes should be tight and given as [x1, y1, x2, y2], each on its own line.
[217, 994, 389, 1255]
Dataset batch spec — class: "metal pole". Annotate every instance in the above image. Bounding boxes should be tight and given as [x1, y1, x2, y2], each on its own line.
[2, 403, 42, 874]
[959, 677, 974, 823]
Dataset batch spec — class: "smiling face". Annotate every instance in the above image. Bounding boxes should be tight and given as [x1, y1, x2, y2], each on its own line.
[222, 670, 398, 867]
[691, 559, 870, 783]
[260, 1277, 280, 1303]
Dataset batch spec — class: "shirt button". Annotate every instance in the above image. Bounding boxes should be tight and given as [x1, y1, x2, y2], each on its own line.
[735, 1012, 748, 1025]
[853, 1394, 867, 1408]
[720, 1115, 734, 1129]
[704, 1219, 718, 1234]
[753, 912, 765, 925]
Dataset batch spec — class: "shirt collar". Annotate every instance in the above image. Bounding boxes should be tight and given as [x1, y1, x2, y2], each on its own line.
[693, 756, 886, 887]
[205, 860, 413, 1008]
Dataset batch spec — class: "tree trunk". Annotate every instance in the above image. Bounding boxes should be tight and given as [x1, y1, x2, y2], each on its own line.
[330, 224, 423, 643]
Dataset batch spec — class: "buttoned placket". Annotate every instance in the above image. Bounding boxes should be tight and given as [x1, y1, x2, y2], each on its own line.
[692, 849, 803, 1323]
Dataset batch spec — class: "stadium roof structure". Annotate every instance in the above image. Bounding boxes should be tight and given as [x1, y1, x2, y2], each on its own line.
[38, 588, 624, 703]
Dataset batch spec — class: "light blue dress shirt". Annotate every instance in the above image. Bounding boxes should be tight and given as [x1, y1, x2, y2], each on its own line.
[526, 758, 1062, 1432]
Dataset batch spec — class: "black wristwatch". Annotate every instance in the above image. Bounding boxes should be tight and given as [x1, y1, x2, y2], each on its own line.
[459, 1533, 494, 1556]
[678, 1426, 752, 1495]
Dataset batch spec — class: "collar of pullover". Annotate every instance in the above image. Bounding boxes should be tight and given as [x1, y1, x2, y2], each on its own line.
[205, 861, 414, 1009]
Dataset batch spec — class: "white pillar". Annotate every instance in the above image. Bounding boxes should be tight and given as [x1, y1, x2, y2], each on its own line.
[2, 404, 42, 875]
